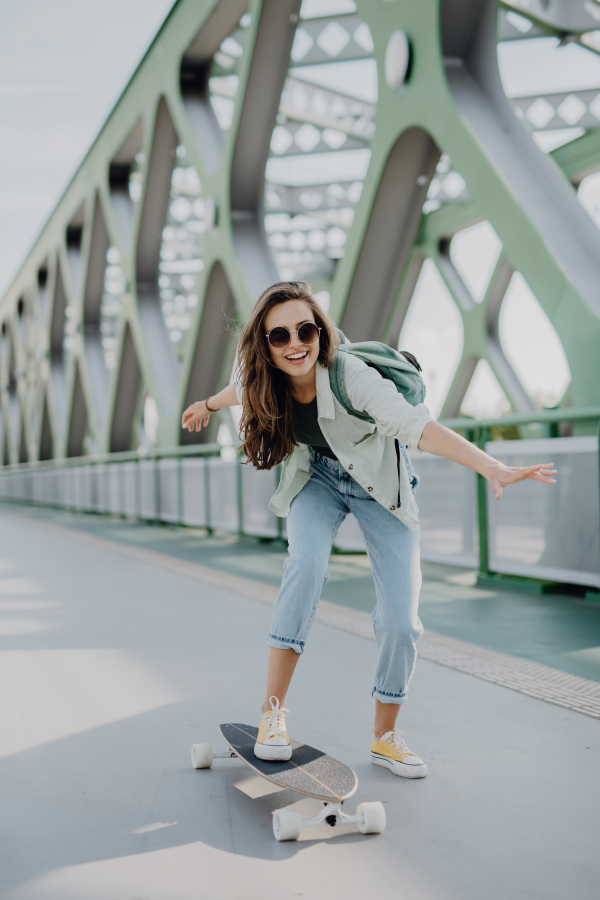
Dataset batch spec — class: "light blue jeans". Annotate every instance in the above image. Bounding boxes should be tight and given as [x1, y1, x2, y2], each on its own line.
[268, 449, 423, 704]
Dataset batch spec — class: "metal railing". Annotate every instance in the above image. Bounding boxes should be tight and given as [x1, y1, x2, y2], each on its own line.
[0, 405, 599, 591]
[439, 406, 600, 592]
[0, 443, 284, 540]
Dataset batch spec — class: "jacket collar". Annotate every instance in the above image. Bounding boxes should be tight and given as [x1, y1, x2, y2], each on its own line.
[315, 362, 335, 419]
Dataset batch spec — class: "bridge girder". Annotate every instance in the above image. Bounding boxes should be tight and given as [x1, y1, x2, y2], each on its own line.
[1, 0, 600, 463]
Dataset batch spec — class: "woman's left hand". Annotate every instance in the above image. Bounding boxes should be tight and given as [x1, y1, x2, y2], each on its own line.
[487, 461, 557, 500]
[418, 423, 558, 499]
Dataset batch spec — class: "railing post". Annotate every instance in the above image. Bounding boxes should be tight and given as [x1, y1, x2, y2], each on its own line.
[177, 455, 183, 526]
[154, 456, 161, 522]
[586, 418, 600, 603]
[236, 454, 244, 537]
[597, 418, 600, 590]
[204, 454, 212, 534]
[476, 427, 489, 576]
[135, 456, 141, 519]
[119, 462, 125, 517]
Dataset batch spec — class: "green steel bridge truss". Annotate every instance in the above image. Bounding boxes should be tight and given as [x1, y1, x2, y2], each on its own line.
[2, 0, 600, 464]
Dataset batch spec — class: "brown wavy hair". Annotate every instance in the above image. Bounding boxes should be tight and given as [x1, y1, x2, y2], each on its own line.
[236, 282, 339, 470]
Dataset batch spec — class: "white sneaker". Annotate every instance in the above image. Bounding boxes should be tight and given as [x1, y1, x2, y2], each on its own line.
[371, 730, 428, 778]
[254, 696, 292, 761]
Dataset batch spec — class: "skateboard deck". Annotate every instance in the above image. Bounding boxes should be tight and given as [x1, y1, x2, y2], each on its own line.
[219, 723, 358, 802]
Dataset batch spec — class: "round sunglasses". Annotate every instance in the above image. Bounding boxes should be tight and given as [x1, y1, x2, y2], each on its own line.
[265, 321, 321, 349]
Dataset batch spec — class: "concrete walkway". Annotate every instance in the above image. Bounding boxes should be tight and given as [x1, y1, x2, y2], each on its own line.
[5, 502, 600, 683]
[1, 510, 599, 900]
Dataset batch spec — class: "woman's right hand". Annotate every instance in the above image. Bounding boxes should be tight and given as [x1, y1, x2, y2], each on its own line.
[181, 400, 214, 433]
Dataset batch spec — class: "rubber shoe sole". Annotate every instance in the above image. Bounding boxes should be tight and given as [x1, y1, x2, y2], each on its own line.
[371, 751, 428, 778]
[254, 740, 292, 761]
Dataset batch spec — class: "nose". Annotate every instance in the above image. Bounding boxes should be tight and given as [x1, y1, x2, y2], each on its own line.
[287, 331, 304, 351]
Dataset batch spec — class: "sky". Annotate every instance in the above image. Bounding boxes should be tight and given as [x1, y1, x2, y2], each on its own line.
[498, 35, 600, 97]
[2, 7, 599, 300]
[0, 0, 176, 298]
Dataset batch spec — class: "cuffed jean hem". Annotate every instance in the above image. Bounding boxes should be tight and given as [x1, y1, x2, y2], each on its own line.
[267, 633, 305, 654]
[372, 687, 407, 704]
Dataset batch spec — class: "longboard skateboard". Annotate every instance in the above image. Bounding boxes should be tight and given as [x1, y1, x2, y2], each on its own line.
[191, 723, 386, 841]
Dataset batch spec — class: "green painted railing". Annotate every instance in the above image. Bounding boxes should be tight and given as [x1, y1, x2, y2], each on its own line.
[0, 442, 222, 470]
[439, 406, 600, 590]
[0, 406, 599, 593]
[0, 440, 287, 541]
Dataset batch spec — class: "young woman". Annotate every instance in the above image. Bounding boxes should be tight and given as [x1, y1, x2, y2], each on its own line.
[182, 281, 556, 779]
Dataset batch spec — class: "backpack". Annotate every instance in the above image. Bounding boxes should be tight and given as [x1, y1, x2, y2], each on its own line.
[329, 329, 425, 424]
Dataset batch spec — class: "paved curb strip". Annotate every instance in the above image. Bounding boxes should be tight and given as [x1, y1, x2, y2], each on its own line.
[7, 510, 600, 720]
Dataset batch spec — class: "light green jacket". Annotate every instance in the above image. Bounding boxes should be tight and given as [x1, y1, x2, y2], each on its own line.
[239, 355, 433, 531]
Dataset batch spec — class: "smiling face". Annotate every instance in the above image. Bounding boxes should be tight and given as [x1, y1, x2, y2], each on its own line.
[264, 300, 321, 380]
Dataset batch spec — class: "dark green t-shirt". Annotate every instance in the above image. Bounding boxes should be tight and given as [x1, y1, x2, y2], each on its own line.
[292, 396, 338, 460]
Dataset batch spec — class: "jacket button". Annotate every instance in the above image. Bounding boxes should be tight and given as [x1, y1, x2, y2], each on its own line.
[389, 505, 396, 511]
[367, 486, 373, 492]
[348, 464, 353, 470]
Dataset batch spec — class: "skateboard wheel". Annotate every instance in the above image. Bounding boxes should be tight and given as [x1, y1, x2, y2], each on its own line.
[357, 801, 386, 834]
[273, 808, 302, 841]
[191, 743, 213, 769]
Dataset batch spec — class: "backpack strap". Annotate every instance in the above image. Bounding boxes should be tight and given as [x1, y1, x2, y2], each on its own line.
[329, 351, 375, 423]
[328, 351, 402, 508]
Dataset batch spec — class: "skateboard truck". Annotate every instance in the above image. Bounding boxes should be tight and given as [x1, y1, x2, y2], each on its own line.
[272, 799, 385, 841]
[297, 800, 370, 828]
[192, 739, 386, 842]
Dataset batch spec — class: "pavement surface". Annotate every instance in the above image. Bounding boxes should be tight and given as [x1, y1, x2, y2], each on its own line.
[1, 506, 599, 899]
[4, 502, 600, 681]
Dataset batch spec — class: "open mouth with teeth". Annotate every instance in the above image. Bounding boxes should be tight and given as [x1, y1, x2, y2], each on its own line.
[285, 350, 309, 363]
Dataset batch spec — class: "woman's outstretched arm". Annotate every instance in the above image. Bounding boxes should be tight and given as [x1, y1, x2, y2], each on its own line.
[181, 383, 238, 433]
[418, 421, 557, 499]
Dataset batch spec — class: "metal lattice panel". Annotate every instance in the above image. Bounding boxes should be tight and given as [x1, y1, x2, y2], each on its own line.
[1, 0, 600, 466]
